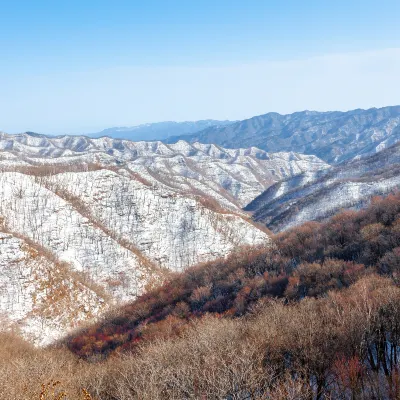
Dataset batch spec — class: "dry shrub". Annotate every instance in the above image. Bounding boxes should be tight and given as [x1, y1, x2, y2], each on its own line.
[2, 274, 400, 399]
[0, 333, 99, 400]
[93, 316, 274, 400]
[4, 194, 400, 399]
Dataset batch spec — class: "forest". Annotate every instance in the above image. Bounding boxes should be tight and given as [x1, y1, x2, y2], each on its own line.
[3, 193, 400, 399]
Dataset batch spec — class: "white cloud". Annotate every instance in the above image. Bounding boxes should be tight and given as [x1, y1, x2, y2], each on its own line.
[1, 48, 400, 134]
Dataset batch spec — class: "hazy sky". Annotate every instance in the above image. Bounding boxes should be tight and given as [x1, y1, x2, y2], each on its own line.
[1, 0, 400, 134]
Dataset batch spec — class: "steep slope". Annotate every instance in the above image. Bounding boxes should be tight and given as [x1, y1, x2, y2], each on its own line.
[246, 141, 400, 232]
[0, 169, 269, 294]
[66, 193, 400, 361]
[165, 106, 400, 163]
[0, 230, 110, 345]
[0, 167, 270, 342]
[89, 120, 234, 141]
[0, 132, 331, 342]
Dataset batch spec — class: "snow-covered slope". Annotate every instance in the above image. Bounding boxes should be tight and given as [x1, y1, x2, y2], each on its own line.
[0, 132, 329, 208]
[0, 167, 270, 343]
[0, 132, 330, 343]
[246, 141, 400, 232]
[0, 230, 110, 345]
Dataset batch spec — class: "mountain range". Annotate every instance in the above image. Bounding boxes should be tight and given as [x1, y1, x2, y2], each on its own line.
[1, 105, 400, 345]
[89, 120, 234, 141]
[165, 105, 400, 164]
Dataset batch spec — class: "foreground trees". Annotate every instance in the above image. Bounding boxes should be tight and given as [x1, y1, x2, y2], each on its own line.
[4, 193, 400, 399]
[3, 274, 400, 399]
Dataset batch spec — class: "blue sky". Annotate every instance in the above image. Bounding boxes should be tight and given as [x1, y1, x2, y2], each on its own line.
[1, 0, 400, 134]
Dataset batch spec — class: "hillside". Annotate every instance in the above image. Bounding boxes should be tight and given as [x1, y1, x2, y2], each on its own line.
[246, 141, 400, 232]
[0, 167, 266, 343]
[165, 105, 400, 163]
[66, 193, 400, 359]
[0, 132, 329, 343]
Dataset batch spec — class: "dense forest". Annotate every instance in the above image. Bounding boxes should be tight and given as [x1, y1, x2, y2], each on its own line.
[3, 193, 400, 399]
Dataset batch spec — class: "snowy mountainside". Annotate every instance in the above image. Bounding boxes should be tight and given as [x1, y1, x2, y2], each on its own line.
[0, 230, 109, 345]
[0, 167, 268, 343]
[246, 141, 400, 232]
[0, 131, 330, 342]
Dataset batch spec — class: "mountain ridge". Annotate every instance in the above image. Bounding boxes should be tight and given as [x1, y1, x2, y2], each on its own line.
[165, 105, 400, 163]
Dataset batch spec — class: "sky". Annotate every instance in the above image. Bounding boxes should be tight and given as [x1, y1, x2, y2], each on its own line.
[0, 0, 400, 134]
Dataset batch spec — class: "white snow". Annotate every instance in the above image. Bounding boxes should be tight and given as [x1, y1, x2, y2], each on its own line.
[0, 132, 330, 343]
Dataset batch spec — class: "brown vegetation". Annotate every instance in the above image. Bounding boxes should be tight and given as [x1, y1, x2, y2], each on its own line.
[3, 273, 400, 399]
[3, 193, 400, 399]
[66, 194, 400, 359]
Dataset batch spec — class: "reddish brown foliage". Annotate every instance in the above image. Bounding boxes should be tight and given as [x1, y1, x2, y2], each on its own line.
[67, 193, 400, 360]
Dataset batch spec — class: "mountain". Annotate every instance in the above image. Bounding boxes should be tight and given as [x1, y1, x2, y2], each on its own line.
[66, 193, 400, 369]
[0, 231, 109, 345]
[89, 120, 234, 141]
[0, 132, 328, 208]
[5, 172, 400, 400]
[0, 132, 327, 343]
[165, 106, 400, 164]
[245, 140, 400, 232]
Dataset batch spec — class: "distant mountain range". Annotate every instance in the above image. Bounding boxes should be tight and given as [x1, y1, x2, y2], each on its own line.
[165, 106, 400, 164]
[89, 120, 234, 141]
